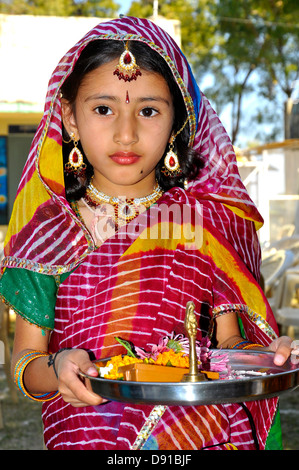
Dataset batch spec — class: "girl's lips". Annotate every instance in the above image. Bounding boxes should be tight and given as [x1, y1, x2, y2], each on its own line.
[109, 152, 141, 165]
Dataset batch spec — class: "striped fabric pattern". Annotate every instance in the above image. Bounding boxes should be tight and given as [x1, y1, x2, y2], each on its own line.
[42, 191, 278, 450]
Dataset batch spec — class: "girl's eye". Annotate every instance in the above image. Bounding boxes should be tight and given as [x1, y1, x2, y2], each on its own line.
[140, 107, 158, 118]
[95, 106, 112, 115]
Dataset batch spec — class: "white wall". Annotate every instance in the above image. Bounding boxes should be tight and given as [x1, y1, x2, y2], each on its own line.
[0, 14, 181, 109]
[0, 15, 105, 107]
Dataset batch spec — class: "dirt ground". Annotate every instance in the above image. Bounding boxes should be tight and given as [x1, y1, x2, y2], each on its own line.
[0, 378, 44, 450]
[0, 366, 298, 450]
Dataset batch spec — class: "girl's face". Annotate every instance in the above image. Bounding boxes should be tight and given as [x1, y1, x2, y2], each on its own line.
[62, 59, 174, 198]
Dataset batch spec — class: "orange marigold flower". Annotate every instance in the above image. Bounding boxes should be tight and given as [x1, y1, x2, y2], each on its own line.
[101, 355, 143, 379]
[154, 349, 189, 368]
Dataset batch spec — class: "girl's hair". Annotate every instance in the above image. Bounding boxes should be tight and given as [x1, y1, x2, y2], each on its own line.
[61, 40, 203, 201]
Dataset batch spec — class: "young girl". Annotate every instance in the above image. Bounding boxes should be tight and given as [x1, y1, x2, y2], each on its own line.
[0, 16, 295, 450]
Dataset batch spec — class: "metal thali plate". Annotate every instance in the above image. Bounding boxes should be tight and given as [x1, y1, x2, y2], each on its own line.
[81, 350, 299, 406]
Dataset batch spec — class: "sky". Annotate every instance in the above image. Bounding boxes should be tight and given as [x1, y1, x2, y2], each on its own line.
[119, 0, 133, 15]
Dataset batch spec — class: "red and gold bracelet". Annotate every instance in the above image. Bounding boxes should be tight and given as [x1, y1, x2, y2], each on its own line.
[14, 350, 59, 402]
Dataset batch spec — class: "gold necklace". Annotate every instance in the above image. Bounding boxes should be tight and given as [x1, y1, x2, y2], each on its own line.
[84, 179, 163, 224]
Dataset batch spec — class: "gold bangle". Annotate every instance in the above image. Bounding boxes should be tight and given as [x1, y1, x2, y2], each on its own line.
[14, 350, 59, 402]
[243, 343, 263, 350]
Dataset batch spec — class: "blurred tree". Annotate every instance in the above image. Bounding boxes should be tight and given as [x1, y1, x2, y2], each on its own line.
[128, 0, 153, 18]
[72, 0, 120, 17]
[211, 0, 299, 143]
[0, 0, 120, 17]
[129, 0, 219, 72]
[129, 0, 299, 145]
[254, 0, 299, 139]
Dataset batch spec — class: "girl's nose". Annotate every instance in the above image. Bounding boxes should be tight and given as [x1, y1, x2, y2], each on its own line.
[113, 114, 138, 146]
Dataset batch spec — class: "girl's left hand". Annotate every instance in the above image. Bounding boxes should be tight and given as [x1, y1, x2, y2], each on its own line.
[264, 336, 298, 366]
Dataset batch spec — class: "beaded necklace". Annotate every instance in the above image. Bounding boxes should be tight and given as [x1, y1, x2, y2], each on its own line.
[84, 179, 163, 225]
[74, 180, 164, 244]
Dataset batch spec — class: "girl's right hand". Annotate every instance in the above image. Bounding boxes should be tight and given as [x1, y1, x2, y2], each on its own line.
[55, 348, 106, 407]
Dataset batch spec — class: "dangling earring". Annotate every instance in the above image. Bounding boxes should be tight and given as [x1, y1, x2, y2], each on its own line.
[161, 117, 189, 178]
[64, 133, 86, 176]
[162, 135, 182, 177]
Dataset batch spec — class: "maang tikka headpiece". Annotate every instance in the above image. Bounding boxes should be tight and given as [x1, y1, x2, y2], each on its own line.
[113, 41, 142, 82]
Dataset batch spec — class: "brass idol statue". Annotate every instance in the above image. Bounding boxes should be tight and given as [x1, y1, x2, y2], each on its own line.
[182, 301, 206, 382]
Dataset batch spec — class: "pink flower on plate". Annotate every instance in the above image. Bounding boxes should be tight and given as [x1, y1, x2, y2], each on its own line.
[135, 336, 169, 361]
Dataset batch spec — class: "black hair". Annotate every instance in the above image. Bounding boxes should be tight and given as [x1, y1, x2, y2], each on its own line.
[61, 40, 203, 201]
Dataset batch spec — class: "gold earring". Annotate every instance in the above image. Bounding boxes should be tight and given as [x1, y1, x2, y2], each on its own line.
[64, 133, 86, 176]
[161, 117, 189, 178]
[162, 135, 182, 177]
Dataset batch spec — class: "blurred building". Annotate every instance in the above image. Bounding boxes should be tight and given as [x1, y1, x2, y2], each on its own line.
[290, 101, 299, 139]
[237, 140, 299, 245]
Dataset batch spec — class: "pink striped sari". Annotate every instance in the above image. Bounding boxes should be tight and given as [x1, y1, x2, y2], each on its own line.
[42, 190, 278, 450]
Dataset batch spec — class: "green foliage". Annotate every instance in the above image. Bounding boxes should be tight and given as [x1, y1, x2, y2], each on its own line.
[114, 337, 136, 357]
[129, 0, 218, 72]
[166, 338, 183, 353]
[213, 0, 299, 143]
[128, 0, 153, 19]
[71, 0, 120, 17]
[0, 0, 120, 17]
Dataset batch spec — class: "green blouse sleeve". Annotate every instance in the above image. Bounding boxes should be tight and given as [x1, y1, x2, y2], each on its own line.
[0, 267, 58, 330]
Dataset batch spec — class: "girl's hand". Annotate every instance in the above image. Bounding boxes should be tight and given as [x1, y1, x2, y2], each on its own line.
[55, 348, 106, 407]
[264, 336, 298, 366]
